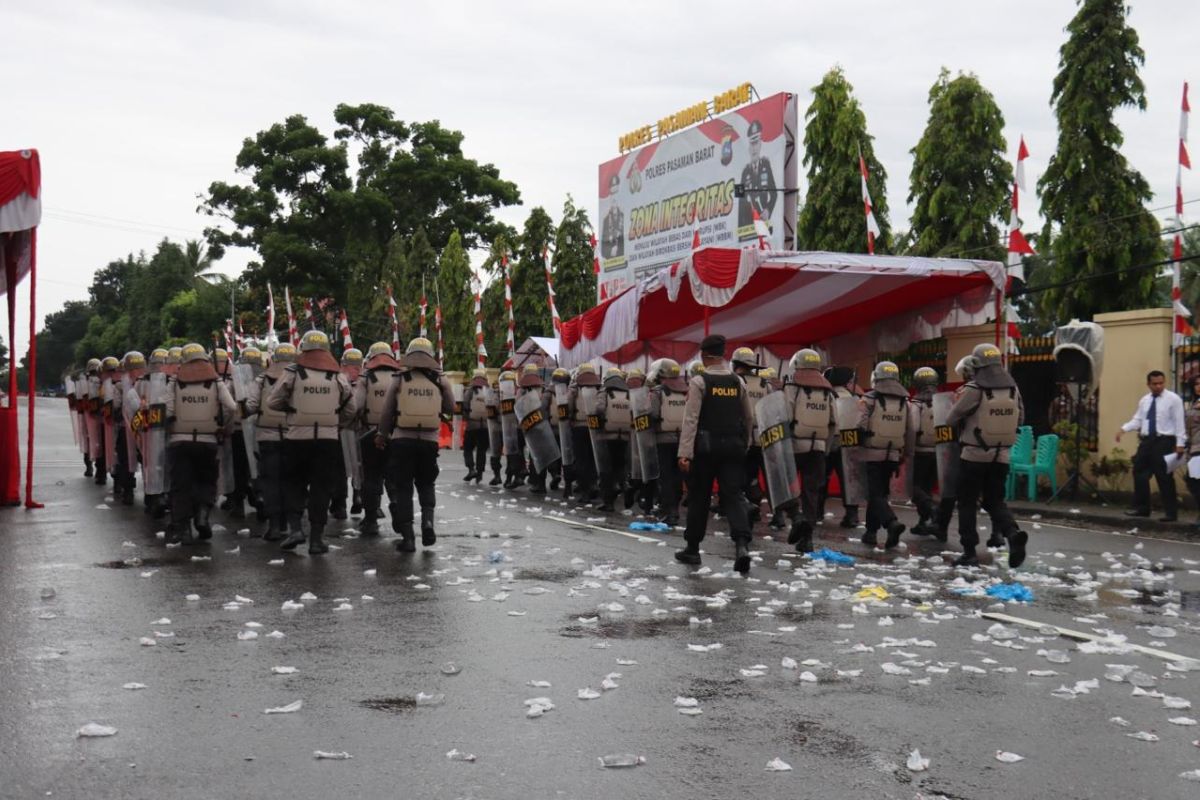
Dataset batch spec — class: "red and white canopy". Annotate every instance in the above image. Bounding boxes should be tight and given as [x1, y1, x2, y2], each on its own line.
[559, 247, 1004, 368]
[0, 149, 41, 294]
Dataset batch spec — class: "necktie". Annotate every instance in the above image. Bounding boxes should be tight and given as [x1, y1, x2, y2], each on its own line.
[1148, 395, 1158, 437]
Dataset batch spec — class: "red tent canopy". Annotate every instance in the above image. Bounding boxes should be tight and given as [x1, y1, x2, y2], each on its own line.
[0, 148, 42, 508]
[559, 247, 1004, 368]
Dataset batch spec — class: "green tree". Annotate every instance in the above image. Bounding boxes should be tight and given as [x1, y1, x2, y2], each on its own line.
[1036, 0, 1161, 320]
[509, 207, 556, 344]
[29, 301, 94, 388]
[907, 70, 1013, 261]
[402, 227, 438, 336]
[550, 196, 597, 321]
[480, 236, 515, 364]
[437, 231, 475, 372]
[797, 67, 891, 253]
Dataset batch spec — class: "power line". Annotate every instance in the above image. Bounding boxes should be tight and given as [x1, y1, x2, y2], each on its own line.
[41, 206, 203, 238]
[1010, 253, 1200, 298]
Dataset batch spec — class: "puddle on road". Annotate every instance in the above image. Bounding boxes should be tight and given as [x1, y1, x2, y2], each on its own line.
[559, 614, 693, 639]
[94, 557, 170, 569]
[790, 718, 872, 762]
[513, 567, 578, 583]
[359, 696, 416, 713]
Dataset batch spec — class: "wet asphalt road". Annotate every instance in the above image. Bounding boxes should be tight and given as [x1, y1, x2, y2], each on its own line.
[3, 399, 1200, 799]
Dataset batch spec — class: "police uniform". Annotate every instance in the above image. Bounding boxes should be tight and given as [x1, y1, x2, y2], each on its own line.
[267, 332, 357, 554]
[517, 365, 555, 494]
[86, 363, 108, 485]
[737, 120, 777, 232]
[731, 348, 767, 520]
[217, 351, 255, 519]
[566, 366, 600, 501]
[377, 338, 455, 551]
[549, 369, 571, 493]
[624, 368, 654, 512]
[135, 350, 170, 518]
[649, 360, 688, 525]
[461, 370, 490, 483]
[908, 368, 940, 536]
[595, 369, 632, 511]
[114, 352, 146, 505]
[485, 382, 504, 486]
[783, 351, 837, 551]
[353, 344, 402, 535]
[328, 349, 364, 521]
[676, 335, 755, 573]
[601, 174, 624, 259]
[945, 344, 1027, 568]
[244, 344, 297, 540]
[824, 367, 861, 528]
[164, 344, 238, 544]
[859, 362, 910, 549]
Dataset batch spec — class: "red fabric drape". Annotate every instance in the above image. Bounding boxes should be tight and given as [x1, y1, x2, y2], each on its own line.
[2, 239, 18, 505]
[559, 292, 619, 350]
[689, 248, 744, 289]
[0, 150, 40, 208]
[25, 228, 40, 507]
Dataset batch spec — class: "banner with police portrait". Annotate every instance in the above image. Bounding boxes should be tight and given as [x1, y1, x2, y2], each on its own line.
[596, 91, 798, 301]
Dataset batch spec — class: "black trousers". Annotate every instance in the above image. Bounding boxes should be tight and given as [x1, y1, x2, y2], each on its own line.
[329, 441, 348, 513]
[1185, 475, 1200, 517]
[600, 438, 628, 505]
[788, 450, 827, 524]
[258, 440, 291, 528]
[169, 441, 218, 525]
[912, 451, 937, 521]
[1132, 435, 1178, 516]
[229, 431, 253, 502]
[824, 449, 858, 516]
[864, 460, 899, 533]
[570, 427, 596, 492]
[463, 427, 488, 474]
[656, 442, 682, 517]
[956, 460, 1018, 550]
[285, 439, 341, 528]
[743, 445, 764, 504]
[684, 450, 750, 546]
[114, 425, 135, 495]
[360, 433, 395, 517]
[388, 438, 440, 524]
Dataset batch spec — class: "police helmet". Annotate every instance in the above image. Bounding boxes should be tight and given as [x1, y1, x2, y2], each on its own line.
[971, 342, 1003, 368]
[213, 348, 229, 364]
[551, 367, 570, 384]
[341, 348, 364, 366]
[731, 347, 762, 370]
[789, 348, 823, 372]
[181, 343, 208, 363]
[167, 347, 183, 365]
[871, 361, 901, 386]
[300, 330, 331, 352]
[575, 362, 601, 387]
[912, 366, 939, 389]
[122, 351, 146, 370]
[239, 347, 262, 365]
[149, 348, 169, 366]
[101, 356, 120, 371]
[366, 342, 392, 359]
[954, 355, 979, 380]
[86, 358, 102, 373]
[273, 343, 298, 364]
[687, 360, 706, 378]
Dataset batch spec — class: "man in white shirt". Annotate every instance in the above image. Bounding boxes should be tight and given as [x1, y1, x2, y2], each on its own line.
[1116, 370, 1186, 521]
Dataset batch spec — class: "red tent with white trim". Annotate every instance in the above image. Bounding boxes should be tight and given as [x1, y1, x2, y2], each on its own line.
[559, 247, 1005, 368]
[0, 148, 42, 508]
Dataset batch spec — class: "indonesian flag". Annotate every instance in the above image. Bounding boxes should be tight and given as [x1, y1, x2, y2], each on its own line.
[751, 208, 770, 250]
[543, 245, 562, 337]
[284, 286, 299, 348]
[502, 253, 516, 361]
[419, 278, 428, 339]
[1175, 82, 1193, 346]
[435, 301, 444, 365]
[1007, 136, 1036, 282]
[387, 286, 400, 356]
[859, 151, 881, 255]
[473, 274, 487, 367]
[339, 309, 353, 351]
[266, 282, 277, 345]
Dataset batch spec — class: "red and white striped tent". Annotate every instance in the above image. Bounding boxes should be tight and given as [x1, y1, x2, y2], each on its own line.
[559, 247, 1005, 370]
[0, 149, 41, 508]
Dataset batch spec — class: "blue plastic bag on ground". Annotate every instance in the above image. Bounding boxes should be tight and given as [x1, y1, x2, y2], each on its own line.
[629, 521, 671, 532]
[985, 582, 1034, 603]
[809, 548, 855, 566]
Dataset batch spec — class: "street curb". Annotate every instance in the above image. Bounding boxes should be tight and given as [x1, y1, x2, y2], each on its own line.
[1007, 502, 1199, 542]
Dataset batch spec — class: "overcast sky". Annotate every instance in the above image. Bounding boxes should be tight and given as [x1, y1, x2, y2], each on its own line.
[5, 0, 1197, 356]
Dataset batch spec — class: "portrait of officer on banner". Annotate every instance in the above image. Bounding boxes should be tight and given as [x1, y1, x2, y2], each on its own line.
[737, 119, 777, 241]
[601, 173, 624, 259]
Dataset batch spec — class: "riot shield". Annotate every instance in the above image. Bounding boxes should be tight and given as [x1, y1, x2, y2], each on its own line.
[834, 395, 866, 507]
[630, 386, 660, 482]
[901, 400, 921, 499]
[499, 379, 520, 457]
[219, 437, 235, 495]
[121, 376, 139, 470]
[932, 392, 960, 501]
[755, 390, 799, 511]
[516, 390, 559, 473]
[485, 387, 503, 460]
[101, 378, 117, 473]
[581, 386, 611, 474]
[340, 427, 363, 490]
[65, 377, 82, 450]
[555, 383, 574, 467]
[452, 381, 465, 451]
[232, 364, 259, 479]
[141, 373, 168, 496]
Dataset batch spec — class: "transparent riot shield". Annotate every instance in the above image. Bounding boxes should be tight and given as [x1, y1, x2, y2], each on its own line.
[231, 363, 259, 479]
[340, 426, 363, 490]
[755, 390, 799, 511]
[581, 386, 610, 475]
[900, 400, 921, 499]
[121, 375, 139, 470]
[517, 390, 559, 473]
[141, 373, 168, 496]
[65, 377, 82, 450]
[630, 386, 660, 482]
[499, 379, 520, 457]
[933, 392, 960, 501]
[485, 387, 503, 460]
[555, 383, 574, 467]
[101, 377, 117, 473]
[452, 381, 464, 451]
[834, 395, 866, 507]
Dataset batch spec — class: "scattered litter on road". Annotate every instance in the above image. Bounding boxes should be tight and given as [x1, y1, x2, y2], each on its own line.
[599, 754, 644, 768]
[907, 749, 929, 771]
[313, 751, 352, 760]
[764, 757, 792, 772]
[76, 723, 117, 738]
[264, 700, 302, 714]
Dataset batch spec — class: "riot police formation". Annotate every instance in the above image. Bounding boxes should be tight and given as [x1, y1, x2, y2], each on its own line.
[353, 342, 403, 535]
[647, 358, 688, 526]
[594, 367, 632, 512]
[377, 337, 455, 552]
[907, 366, 942, 539]
[114, 350, 146, 505]
[857, 361, 911, 550]
[781, 348, 837, 554]
[516, 363, 559, 495]
[267, 330, 357, 555]
[730, 347, 768, 524]
[461, 368, 490, 484]
[164, 343, 238, 544]
[244, 343, 297, 541]
[568, 363, 601, 502]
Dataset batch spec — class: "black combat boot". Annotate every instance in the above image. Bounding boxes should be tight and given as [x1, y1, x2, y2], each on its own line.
[262, 519, 283, 541]
[279, 525, 307, 550]
[420, 507, 436, 547]
[308, 524, 329, 555]
[84, 457, 94, 478]
[389, 503, 404, 534]
[674, 543, 701, 566]
[733, 538, 751, 575]
[884, 521, 906, 549]
[954, 550, 980, 567]
[789, 519, 813, 553]
[350, 490, 363, 516]
[228, 495, 245, 519]
[360, 511, 380, 537]
[1007, 530, 1028, 569]
[840, 506, 859, 529]
[194, 505, 213, 540]
[393, 522, 416, 553]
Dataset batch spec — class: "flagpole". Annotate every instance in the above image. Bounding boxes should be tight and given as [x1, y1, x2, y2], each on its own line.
[1172, 82, 1192, 389]
[1005, 135, 1036, 366]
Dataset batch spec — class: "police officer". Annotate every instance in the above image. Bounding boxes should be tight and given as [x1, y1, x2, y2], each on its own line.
[908, 367, 940, 537]
[268, 331, 357, 555]
[461, 368, 490, 484]
[353, 343, 402, 535]
[218, 348, 256, 519]
[624, 366, 653, 511]
[164, 343, 237, 544]
[115, 351, 146, 505]
[84, 358, 106, 485]
[601, 174, 624, 259]
[378, 337, 455, 552]
[136, 349, 170, 517]
[859, 361, 910, 549]
[549, 368, 571, 493]
[648, 358, 688, 526]
[244, 343, 297, 541]
[329, 347, 364, 520]
[567, 363, 601, 502]
[517, 364, 553, 495]
[486, 376, 504, 486]
[676, 334, 755, 573]
[164, 347, 182, 379]
[737, 119, 777, 232]
[946, 343, 1028, 568]
[825, 366, 861, 528]
[595, 367, 632, 511]
[934, 355, 980, 541]
[783, 348, 837, 553]
[731, 346, 768, 522]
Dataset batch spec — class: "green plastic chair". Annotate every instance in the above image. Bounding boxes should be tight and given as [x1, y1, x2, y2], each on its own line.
[1004, 426, 1035, 499]
[1010, 434, 1059, 501]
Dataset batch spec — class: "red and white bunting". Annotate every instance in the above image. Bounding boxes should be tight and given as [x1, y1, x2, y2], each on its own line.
[858, 151, 881, 255]
[339, 309, 353, 351]
[223, 319, 234, 356]
[386, 286, 400, 356]
[419, 277, 428, 339]
[303, 298, 314, 329]
[691, 213, 702, 251]
[590, 231, 606, 301]
[284, 286, 299, 348]
[751, 208, 770, 250]
[1007, 136, 1036, 283]
[434, 284, 445, 366]
[503, 253, 516, 362]
[473, 275, 487, 367]
[1174, 81, 1192, 346]
[237, 319, 245, 354]
[543, 245, 561, 338]
[266, 283, 277, 346]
